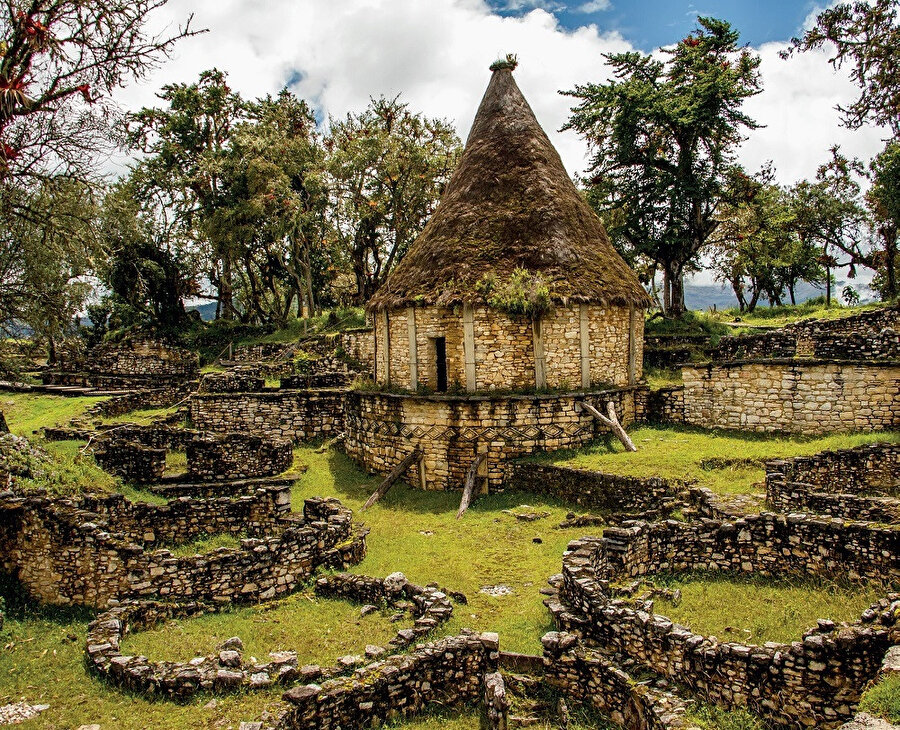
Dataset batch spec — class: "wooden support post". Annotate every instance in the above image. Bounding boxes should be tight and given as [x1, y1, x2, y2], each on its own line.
[627, 303, 637, 385]
[380, 309, 391, 385]
[407, 306, 418, 390]
[578, 400, 637, 452]
[457, 452, 488, 519]
[363, 448, 421, 509]
[418, 453, 428, 490]
[463, 304, 476, 392]
[533, 316, 546, 389]
[579, 303, 590, 389]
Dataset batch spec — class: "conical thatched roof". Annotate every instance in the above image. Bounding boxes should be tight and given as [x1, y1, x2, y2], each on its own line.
[367, 64, 651, 312]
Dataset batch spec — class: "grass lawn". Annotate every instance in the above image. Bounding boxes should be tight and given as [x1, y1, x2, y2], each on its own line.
[102, 405, 181, 426]
[1, 392, 106, 436]
[645, 572, 886, 644]
[2, 396, 892, 729]
[860, 674, 900, 723]
[536, 425, 900, 495]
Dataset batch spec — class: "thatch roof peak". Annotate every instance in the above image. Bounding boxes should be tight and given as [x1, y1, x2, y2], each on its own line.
[367, 64, 651, 312]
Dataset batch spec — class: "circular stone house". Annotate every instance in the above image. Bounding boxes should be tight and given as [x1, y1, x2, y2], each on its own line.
[345, 61, 651, 492]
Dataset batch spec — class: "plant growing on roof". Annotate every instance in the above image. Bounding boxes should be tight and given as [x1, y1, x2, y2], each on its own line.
[489, 54, 518, 72]
[478, 268, 551, 318]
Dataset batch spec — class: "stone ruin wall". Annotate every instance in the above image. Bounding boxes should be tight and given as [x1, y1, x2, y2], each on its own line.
[710, 305, 899, 361]
[47, 338, 200, 386]
[680, 360, 899, 434]
[766, 442, 900, 522]
[0, 491, 364, 607]
[542, 632, 691, 730]
[377, 304, 642, 392]
[508, 462, 681, 518]
[343, 386, 645, 492]
[186, 433, 293, 480]
[189, 388, 346, 443]
[277, 631, 498, 730]
[554, 516, 900, 728]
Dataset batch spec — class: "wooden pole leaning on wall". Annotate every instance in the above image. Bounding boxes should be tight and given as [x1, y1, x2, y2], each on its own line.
[457, 452, 488, 519]
[578, 401, 637, 452]
[363, 448, 422, 509]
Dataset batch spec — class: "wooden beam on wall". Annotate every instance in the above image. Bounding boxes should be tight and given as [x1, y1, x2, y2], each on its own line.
[380, 309, 391, 386]
[463, 303, 476, 392]
[627, 303, 637, 385]
[407, 306, 418, 390]
[533, 316, 546, 389]
[579, 303, 591, 389]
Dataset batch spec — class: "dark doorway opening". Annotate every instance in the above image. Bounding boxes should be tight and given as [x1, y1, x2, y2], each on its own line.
[434, 337, 448, 392]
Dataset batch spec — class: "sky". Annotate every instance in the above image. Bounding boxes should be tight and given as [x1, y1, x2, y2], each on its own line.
[111, 0, 891, 294]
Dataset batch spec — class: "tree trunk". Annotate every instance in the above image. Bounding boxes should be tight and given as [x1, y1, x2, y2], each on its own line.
[219, 256, 235, 320]
[662, 262, 686, 317]
[883, 224, 898, 301]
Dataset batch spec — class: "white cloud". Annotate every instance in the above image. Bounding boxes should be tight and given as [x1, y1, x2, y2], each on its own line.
[107, 0, 890, 189]
[577, 0, 612, 13]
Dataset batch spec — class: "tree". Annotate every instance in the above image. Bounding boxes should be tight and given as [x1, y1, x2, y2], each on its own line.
[785, 0, 900, 135]
[98, 176, 201, 330]
[711, 168, 824, 312]
[0, 0, 199, 183]
[127, 69, 245, 319]
[0, 178, 101, 359]
[563, 17, 762, 315]
[326, 96, 461, 303]
[867, 141, 900, 299]
[211, 90, 330, 324]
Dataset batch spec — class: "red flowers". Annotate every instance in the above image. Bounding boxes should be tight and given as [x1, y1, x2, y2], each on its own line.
[683, 37, 700, 47]
[76, 83, 92, 103]
[1, 143, 18, 160]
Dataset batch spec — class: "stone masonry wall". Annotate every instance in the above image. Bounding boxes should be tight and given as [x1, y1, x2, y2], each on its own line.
[93, 440, 166, 483]
[554, 516, 900, 727]
[49, 338, 199, 384]
[277, 632, 498, 730]
[376, 304, 642, 392]
[765, 442, 900, 522]
[508, 463, 681, 516]
[542, 632, 690, 730]
[344, 386, 645, 491]
[681, 360, 900, 434]
[186, 433, 293, 480]
[710, 305, 899, 362]
[0, 491, 364, 607]
[189, 389, 346, 443]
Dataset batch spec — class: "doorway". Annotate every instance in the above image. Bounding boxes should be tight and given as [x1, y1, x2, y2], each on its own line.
[434, 337, 448, 392]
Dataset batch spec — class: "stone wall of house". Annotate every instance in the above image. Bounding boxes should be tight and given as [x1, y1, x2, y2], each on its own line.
[0, 492, 364, 607]
[280, 372, 351, 389]
[710, 306, 899, 361]
[200, 369, 265, 393]
[344, 386, 645, 491]
[276, 632, 498, 730]
[552, 517, 900, 728]
[681, 360, 900, 434]
[93, 440, 166, 483]
[375, 304, 642, 392]
[542, 632, 691, 730]
[765, 442, 900, 522]
[186, 433, 293, 480]
[507, 463, 681, 517]
[189, 389, 346, 443]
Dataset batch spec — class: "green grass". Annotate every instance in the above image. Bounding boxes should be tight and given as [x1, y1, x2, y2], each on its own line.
[165, 449, 187, 476]
[123, 590, 400, 664]
[708, 300, 886, 328]
[102, 405, 181, 426]
[859, 674, 900, 723]
[536, 425, 900, 495]
[686, 703, 766, 730]
[643, 366, 683, 389]
[1, 392, 106, 436]
[168, 533, 243, 557]
[646, 572, 886, 644]
[12, 439, 119, 497]
[116, 484, 168, 505]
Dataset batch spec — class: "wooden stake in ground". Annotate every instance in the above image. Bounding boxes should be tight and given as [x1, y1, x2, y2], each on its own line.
[578, 401, 637, 452]
[457, 452, 488, 519]
[362, 448, 421, 509]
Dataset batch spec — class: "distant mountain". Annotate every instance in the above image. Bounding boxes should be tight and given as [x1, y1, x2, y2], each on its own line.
[681, 279, 874, 312]
[187, 302, 219, 321]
